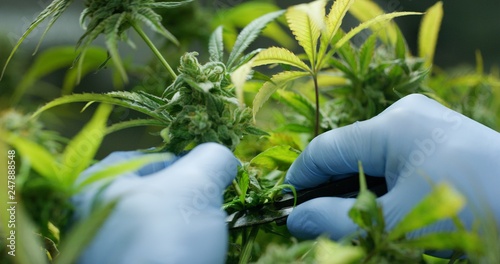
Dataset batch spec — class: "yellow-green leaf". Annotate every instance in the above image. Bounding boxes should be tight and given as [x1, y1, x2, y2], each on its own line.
[59, 104, 113, 187]
[250, 145, 300, 171]
[349, 0, 399, 44]
[326, 0, 354, 42]
[286, 0, 326, 65]
[401, 231, 483, 254]
[335, 11, 422, 50]
[231, 60, 254, 106]
[252, 71, 310, 119]
[418, 1, 443, 68]
[315, 237, 365, 264]
[1, 130, 59, 181]
[389, 183, 466, 240]
[252, 47, 311, 72]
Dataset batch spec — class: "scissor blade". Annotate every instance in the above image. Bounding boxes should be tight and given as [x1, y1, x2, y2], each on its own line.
[227, 175, 387, 230]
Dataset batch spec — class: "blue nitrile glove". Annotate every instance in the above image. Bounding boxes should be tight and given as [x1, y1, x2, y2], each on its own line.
[72, 143, 238, 264]
[285, 94, 500, 247]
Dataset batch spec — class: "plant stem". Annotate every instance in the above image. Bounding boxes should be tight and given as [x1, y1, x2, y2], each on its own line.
[239, 227, 259, 264]
[131, 22, 177, 80]
[313, 74, 320, 137]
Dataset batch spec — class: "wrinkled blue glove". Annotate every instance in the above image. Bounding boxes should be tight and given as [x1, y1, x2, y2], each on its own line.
[286, 94, 500, 247]
[72, 143, 238, 264]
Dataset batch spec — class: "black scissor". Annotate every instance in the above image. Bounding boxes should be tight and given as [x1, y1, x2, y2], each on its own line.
[226, 175, 388, 229]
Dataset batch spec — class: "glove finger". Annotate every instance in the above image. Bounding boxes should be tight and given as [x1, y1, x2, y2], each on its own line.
[287, 197, 358, 240]
[285, 94, 449, 190]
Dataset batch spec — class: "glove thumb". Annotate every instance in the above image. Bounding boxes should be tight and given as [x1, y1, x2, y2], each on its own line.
[287, 197, 359, 240]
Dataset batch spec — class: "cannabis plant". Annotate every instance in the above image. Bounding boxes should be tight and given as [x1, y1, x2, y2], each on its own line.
[1, 0, 193, 82]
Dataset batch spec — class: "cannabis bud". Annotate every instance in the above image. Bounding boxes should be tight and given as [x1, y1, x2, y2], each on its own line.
[161, 52, 267, 153]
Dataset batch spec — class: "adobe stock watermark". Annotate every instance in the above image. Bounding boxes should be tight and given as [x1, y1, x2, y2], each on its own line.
[178, 160, 238, 224]
[390, 108, 463, 186]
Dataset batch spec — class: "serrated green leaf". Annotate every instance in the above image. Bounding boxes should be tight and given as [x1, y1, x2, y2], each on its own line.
[0, 0, 73, 80]
[389, 183, 466, 240]
[349, 0, 398, 44]
[252, 71, 310, 119]
[335, 12, 422, 50]
[276, 89, 315, 122]
[59, 104, 113, 187]
[395, 26, 407, 60]
[252, 47, 311, 72]
[1, 130, 59, 182]
[418, 1, 443, 68]
[326, 0, 354, 42]
[212, 2, 293, 50]
[250, 145, 300, 171]
[31, 92, 169, 121]
[106, 119, 167, 135]
[227, 10, 285, 69]
[209, 26, 224, 62]
[104, 13, 128, 82]
[286, 0, 326, 66]
[337, 42, 358, 73]
[358, 34, 377, 74]
[144, 0, 193, 9]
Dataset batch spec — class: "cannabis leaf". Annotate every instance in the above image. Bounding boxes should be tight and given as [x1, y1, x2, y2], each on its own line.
[1, 0, 193, 83]
[249, 0, 421, 136]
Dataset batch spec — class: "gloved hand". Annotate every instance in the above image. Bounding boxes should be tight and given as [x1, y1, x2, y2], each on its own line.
[285, 94, 500, 247]
[72, 143, 238, 264]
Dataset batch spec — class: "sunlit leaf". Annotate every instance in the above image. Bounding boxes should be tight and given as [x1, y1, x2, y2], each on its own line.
[418, 1, 443, 68]
[252, 71, 310, 119]
[252, 47, 310, 72]
[325, 0, 354, 42]
[231, 60, 254, 106]
[401, 231, 483, 254]
[286, 0, 326, 65]
[315, 237, 365, 264]
[335, 12, 422, 50]
[389, 183, 466, 240]
[349, 0, 399, 44]
[250, 145, 300, 171]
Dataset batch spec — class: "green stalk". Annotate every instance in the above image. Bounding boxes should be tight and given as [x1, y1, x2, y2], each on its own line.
[131, 22, 177, 79]
[239, 227, 259, 264]
[313, 74, 320, 136]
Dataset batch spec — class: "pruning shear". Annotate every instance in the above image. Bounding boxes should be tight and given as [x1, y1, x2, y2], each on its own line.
[226, 175, 388, 230]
